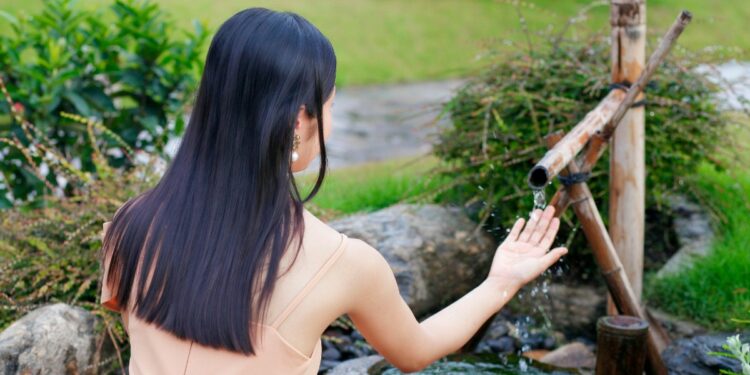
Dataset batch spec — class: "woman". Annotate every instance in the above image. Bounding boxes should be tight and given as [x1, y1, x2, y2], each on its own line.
[99, 7, 568, 374]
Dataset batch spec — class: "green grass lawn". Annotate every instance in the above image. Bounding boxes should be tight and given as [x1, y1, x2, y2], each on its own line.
[647, 162, 750, 330]
[297, 155, 445, 220]
[1, 0, 747, 86]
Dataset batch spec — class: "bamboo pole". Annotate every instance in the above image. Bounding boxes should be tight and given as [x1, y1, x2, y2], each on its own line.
[608, 0, 647, 309]
[527, 90, 626, 189]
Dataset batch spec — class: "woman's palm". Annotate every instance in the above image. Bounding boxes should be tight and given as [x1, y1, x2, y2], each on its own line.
[487, 205, 568, 289]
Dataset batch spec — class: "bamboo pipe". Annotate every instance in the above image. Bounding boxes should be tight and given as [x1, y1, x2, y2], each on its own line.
[527, 10, 693, 189]
[544, 133, 668, 375]
[527, 90, 625, 189]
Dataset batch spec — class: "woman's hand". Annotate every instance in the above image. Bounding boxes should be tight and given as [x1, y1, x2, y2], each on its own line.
[485, 205, 568, 293]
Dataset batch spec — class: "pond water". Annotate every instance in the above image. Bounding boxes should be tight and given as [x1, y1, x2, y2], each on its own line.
[369, 353, 579, 374]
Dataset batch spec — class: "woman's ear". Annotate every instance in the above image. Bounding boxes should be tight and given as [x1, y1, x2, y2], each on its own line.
[295, 105, 305, 131]
[295, 104, 316, 140]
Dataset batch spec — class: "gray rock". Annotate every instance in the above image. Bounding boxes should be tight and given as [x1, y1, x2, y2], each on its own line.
[663, 332, 748, 374]
[480, 314, 511, 341]
[649, 308, 708, 340]
[330, 204, 496, 317]
[540, 342, 596, 369]
[0, 303, 97, 375]
[327, 354, 384, 375]
[322, 347, 343, 361]
[546, 284, 606, 338]
[657, 194, 715, 278]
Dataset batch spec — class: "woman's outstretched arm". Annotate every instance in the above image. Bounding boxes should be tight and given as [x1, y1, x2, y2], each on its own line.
[345, 205, 567, 373]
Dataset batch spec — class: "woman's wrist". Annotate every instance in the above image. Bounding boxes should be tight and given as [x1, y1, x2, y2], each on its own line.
[479, 276, 521, 311]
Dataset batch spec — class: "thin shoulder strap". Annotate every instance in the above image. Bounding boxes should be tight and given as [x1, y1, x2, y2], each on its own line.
[271, 233, 348, 329]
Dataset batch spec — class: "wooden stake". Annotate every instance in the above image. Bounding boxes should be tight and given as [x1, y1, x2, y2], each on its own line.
[609, 0, 647, 308]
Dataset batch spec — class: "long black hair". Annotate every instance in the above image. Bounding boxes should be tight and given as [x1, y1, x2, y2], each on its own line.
[99, 7, 336, 355]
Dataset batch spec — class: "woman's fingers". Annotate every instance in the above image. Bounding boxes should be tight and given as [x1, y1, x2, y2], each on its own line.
[540, 247, 568, 269]
[529, 206, 555, 244]
[518, 208, 542, 242]
[504, 218, 525, 243]
[537, 217, 561, 251]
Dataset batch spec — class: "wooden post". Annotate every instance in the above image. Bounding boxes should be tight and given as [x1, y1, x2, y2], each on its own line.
[609, 0, 647, 312]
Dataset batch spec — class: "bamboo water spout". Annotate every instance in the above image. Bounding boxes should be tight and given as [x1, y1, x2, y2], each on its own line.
[527, 10, 693, 189]
[523, 10, 693, 375]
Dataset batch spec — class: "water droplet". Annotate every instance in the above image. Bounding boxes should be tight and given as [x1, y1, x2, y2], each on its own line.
[532, 187, 547, 210]
[519, 358, 528, 372]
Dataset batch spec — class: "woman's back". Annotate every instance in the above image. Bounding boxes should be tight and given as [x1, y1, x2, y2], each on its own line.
[101, 209, 359, 374]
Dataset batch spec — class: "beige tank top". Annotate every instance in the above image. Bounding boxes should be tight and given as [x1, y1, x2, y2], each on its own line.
[100, 221, 349, 374]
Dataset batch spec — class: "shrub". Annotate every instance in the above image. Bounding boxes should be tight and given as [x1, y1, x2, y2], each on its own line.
[0, 0, 208, 208]
[432, 32, 738, 278]
[0, 78, 165, 371]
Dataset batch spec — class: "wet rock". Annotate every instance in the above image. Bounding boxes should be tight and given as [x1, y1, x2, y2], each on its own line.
[330, 204, 496, 316]
[319, 359, 342, 373]
[649, 308, 708, 340]
[520, 333, 547, 350]
[322, 346, 343, 361]
[495, 336, 517, 353]
[328, 355, 384, 375]
[663, 332, 748, 374]
[0, 303, 97, 375]
[522, 349, 550, 361]
[543, 336, 557, 350]
[540, 342, 596, 369]
[479, 313, 511, 342]
[351, 330, 364, 341]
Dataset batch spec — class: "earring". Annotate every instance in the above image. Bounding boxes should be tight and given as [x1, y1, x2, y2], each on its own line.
[291, 133, 300, 162]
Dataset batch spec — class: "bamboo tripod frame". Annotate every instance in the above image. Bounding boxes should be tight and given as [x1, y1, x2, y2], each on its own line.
[531, 11, 693, 375]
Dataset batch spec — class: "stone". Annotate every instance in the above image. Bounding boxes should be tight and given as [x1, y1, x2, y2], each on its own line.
[328, 354, 384, 375]
[495, 336, 517, 353]
[322, 347, 343, 361]
[663, 332, 748, 374]
[480, 314, 511, 341]
[539, 342, 596, 369]
[649, 308, 708, 340]
[319, 359, 342, 373]
[656, 194, 715, 278]
[522, 349, 550, 361]
[329, 204, 496, 317]
[520, 333, 547, 350]
[0, 303, 98, 375]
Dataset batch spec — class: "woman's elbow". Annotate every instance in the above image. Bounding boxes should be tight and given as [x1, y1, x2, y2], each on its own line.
[395, 355, 429, 373]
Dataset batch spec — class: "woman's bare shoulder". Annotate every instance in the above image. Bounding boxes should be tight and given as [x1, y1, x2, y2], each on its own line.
[301, 208, 390, 281]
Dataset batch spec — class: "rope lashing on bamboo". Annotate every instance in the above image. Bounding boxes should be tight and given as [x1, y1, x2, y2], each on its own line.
[557, 172, 591, 186]
[609, 82, 647, 108]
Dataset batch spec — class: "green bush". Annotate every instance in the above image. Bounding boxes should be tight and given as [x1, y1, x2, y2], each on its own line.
[0, 99, 162, 371]
[0, 0, 207, 208]
[432, 33, 736, 275]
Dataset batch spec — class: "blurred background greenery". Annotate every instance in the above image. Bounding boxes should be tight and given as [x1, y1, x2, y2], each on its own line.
[2, 0, 747, 86]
